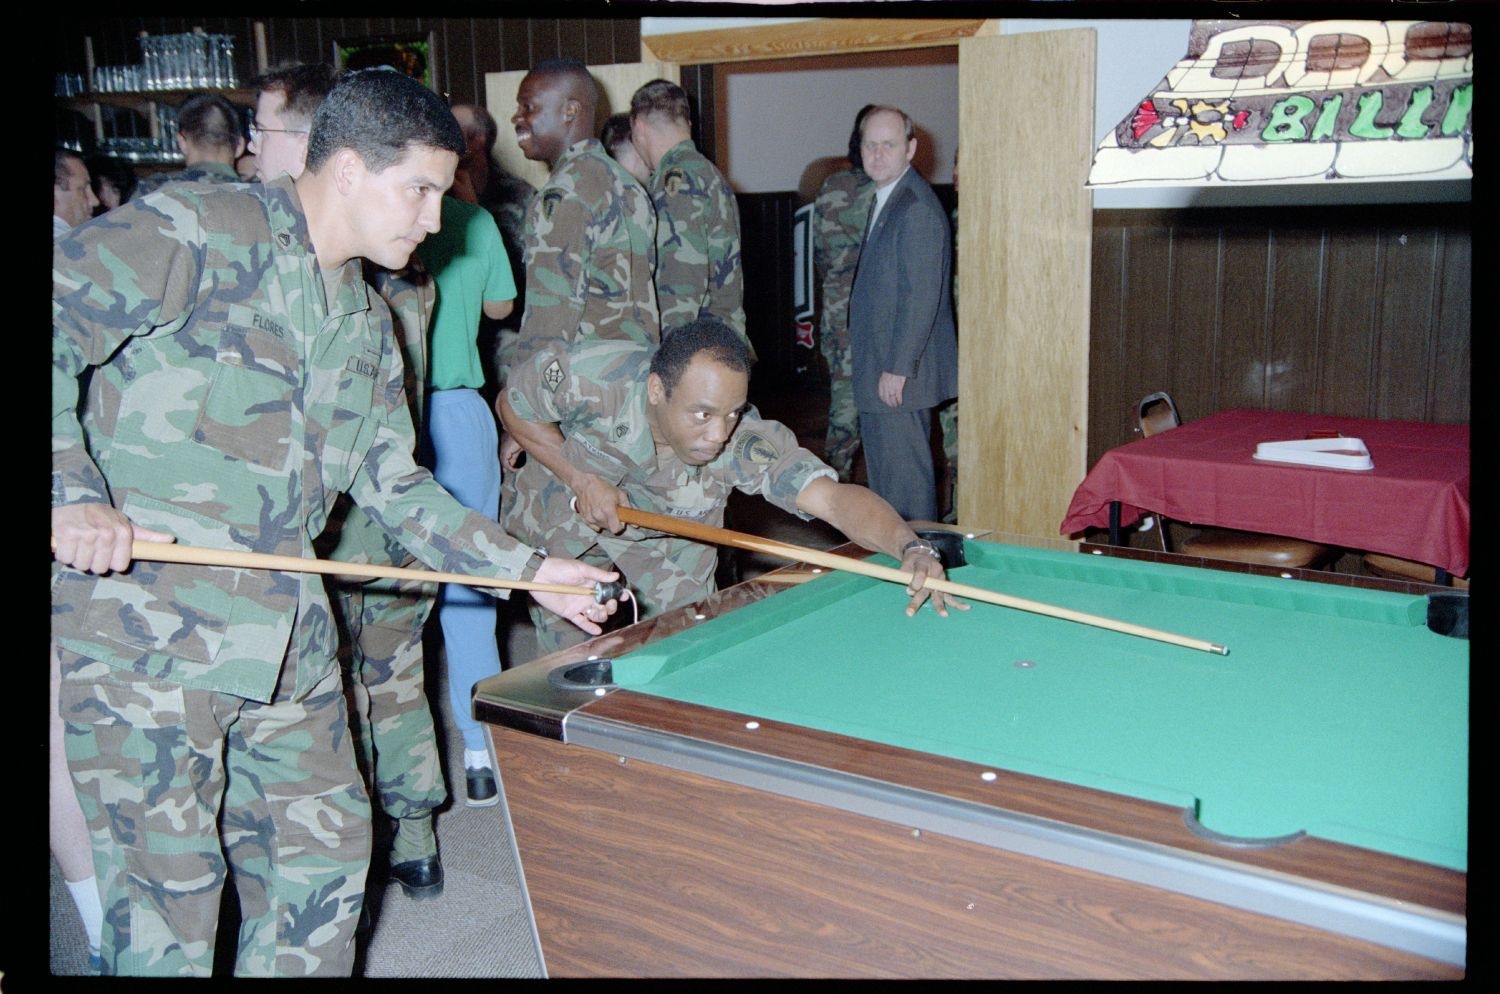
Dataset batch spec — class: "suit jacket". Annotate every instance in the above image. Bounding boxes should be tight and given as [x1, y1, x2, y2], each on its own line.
[848, 167, 958, 413]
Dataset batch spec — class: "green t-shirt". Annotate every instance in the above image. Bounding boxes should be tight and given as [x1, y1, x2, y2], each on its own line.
[416, 196, 516, 391]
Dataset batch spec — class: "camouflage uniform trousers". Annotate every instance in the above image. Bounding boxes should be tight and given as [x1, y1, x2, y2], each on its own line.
[56, 643, 371, 977]
[331, 571, 445, 823]
[820, 318, 861, 483]
[813, 167, 872, 484]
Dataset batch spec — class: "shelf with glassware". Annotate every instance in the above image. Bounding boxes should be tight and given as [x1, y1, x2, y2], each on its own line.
[58, 27, 264, 169]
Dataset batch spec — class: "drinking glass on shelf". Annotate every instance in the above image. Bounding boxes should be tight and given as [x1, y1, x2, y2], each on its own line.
[160, 35, 180, 91]
[140, 36, 155, 91]
[222, 35, 237, 88]
[190, 31, 206, 88]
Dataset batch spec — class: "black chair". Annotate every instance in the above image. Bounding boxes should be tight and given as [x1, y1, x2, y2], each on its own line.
[1135, 392, 1332, 570]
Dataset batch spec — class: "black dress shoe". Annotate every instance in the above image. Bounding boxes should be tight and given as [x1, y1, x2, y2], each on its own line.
[389, 855, 444, 901]
[465, 765, 499, 807]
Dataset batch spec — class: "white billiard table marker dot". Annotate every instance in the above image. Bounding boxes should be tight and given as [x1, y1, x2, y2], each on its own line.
[980, 771, 997, 782]
[745, 721, 760, 730]
[594, 687, 608, 696]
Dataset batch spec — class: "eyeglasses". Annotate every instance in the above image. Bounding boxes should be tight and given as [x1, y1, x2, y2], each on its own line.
[249, 123, 309, 141]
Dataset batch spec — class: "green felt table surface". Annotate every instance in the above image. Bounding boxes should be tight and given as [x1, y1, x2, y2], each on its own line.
[610, 541, 1468, 871]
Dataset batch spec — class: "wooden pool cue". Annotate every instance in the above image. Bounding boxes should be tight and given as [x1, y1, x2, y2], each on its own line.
[756, 569, 824, 585]
[613, 506, 1229, 656]
[50, 537, 624, 601]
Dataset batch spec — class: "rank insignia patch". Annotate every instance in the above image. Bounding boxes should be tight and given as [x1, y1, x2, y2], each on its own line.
[614, 422, 630, 439]
[542, 359, 564, 390]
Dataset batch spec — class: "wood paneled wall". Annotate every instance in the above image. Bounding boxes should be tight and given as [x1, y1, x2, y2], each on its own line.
[61, 17, 642, 108]
[1088, 205, 1471, 467]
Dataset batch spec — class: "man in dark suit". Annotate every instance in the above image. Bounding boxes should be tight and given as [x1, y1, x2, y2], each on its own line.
[848, 105, 958, 522]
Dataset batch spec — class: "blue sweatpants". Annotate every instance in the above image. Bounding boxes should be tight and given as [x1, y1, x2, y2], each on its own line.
[422, 388, 503, 753]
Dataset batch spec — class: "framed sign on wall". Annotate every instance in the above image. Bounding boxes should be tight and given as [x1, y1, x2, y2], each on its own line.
[334, 32, 438, 92]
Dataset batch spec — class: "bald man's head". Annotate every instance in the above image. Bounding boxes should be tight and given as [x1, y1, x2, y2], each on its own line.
[530, 58, 598, 120]
[512, 58, 599, 167]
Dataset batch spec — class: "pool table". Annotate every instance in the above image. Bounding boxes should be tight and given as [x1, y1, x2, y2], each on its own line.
[473, 536, 1467, 979]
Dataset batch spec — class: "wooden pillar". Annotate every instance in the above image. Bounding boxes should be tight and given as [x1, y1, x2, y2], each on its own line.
[956, 29, 1096, 537]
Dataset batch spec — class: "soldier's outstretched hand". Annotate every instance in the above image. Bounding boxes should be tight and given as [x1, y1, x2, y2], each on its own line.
[530, 557, 620, 635]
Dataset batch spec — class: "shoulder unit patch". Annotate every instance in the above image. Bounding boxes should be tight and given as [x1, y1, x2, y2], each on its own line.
[734, 431, 778, 465]
[542, 359, 564, 391]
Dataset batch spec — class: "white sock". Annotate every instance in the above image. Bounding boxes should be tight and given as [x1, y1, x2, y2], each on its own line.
[464, 747, 492, 771]
[65, 876, 103, 954]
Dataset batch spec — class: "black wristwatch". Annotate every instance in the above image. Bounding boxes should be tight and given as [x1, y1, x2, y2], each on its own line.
[519, 547, 548, 582]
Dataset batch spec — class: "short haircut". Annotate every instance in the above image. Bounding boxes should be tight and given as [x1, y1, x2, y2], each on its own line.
[86, 154, 138, 203]
[600, 112, 634, 154]
[529, 57, 597, 117]
[650, 318, 753, 395]
[860, 105, 915, 143]
[304, 68, 465, 174]
[54, 147, 85, 187]
[629, 78, 691, 128]
[253, 62, 341, 128]
[847, 103, 878, 170]
[178, 93, 244, 153]
[454, 103, 498, 156]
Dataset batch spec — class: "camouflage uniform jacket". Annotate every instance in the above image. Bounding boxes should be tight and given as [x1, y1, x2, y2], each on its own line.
[503, 337, 836, 613]
[318, 260, 437, 570]
[812, 167, 873, 342]
[650, 140, 747, 342]
[52, 177, 532, 703]
[133, 160, 243, 198]
[520, 138, 658, 348]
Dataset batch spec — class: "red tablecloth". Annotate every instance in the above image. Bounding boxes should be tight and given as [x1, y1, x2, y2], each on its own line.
[1060, 409, 1470, 576]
